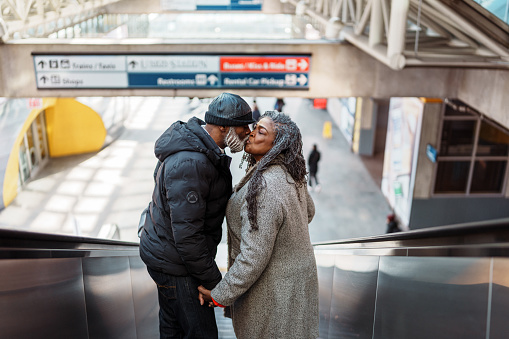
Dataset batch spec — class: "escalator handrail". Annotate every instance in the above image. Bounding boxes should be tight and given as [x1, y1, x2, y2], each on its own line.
[0, 228, 139, 250]
[312, 217, 509, 248]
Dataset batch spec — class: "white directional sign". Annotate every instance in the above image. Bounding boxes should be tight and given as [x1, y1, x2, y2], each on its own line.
[34, 55, 126, 72]
[34, 55, 127, 88]
[126, 56, 219, 73]
[36, 72, 128, 88]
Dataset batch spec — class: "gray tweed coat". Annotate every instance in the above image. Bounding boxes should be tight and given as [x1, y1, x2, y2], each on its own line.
[211, 161, 319, 339]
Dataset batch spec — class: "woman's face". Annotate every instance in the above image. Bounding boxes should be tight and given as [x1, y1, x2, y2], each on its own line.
[245, 117, 276, 162]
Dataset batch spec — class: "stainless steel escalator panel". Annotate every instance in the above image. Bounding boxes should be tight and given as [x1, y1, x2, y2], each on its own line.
[129, 256, 159, 339]
[490, 258, 509, 339]
[316, 253, 335, 339]
[373, 256, 490, 339]
[0, 258, 88, 339]
[328, 255, 379, 339]
[82, 256, 137, 339]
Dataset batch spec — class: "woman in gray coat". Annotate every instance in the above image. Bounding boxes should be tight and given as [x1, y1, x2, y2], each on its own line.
[199, 110, 319, 338]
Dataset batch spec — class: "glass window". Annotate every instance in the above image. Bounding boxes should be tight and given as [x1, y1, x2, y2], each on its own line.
[435, 99, 509, 196]
[476, 120, 509, 156]
[434, 161, 470, 193]
[440, 120, 476, 156]
[470, 161, 507, 193]
[472, 0, 509, 25]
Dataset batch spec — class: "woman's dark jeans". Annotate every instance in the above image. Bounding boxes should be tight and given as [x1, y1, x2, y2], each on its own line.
[148, 268, 218, 339]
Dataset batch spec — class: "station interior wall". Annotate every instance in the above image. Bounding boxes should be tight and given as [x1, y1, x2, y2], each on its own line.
[333, 96, 509, 229]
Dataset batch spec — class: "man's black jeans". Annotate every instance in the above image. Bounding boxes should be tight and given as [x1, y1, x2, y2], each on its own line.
[147, 268, 218, 339]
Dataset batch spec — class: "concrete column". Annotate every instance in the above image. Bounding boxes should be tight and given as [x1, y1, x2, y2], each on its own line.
[357, 97, 376, 156]
[412, 99, 442, 199]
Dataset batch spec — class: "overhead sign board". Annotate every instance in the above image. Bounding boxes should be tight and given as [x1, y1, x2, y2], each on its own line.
[161, 0, 262, 11]
[33, 54, 311, 90]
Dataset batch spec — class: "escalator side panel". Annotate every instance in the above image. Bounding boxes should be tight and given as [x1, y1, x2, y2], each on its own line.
[328, 255, 379, 339]
[373, 257, 490, 339]
[490, 258, 509, 339]
[82, 256, 137, 339]
[316, 254, 334, 339]
[0, 258, 88, 339]
[129, 256, 159, 339]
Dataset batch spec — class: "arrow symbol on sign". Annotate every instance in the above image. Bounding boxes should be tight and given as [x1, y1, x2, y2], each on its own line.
[208, 74, 218, 85]
[38, 61, 46, 69]
[40, 76, 48, 84]
[298, 59, 308, 70]
[129, 61, 137, 69]
[298, 74, 308, 85]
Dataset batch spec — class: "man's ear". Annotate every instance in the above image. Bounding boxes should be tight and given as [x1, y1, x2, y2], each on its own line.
[218, 126, 228, 133]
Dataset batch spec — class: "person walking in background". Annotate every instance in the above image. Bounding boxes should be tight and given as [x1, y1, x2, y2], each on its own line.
[251, 99, 260, 130]
[274, 97, 285, 112]
[386, 214, 401, 233]
[251, 99, 260, 122]
[308, 144, 321, 192]
[139, 93, 254, 339]
[198, 110, 319, 339]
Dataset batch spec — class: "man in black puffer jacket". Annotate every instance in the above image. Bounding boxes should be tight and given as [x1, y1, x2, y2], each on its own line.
[140, 93, 254, 339]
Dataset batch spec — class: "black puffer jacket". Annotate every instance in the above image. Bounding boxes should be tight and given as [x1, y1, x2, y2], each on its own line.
[140, 117, 232, 289]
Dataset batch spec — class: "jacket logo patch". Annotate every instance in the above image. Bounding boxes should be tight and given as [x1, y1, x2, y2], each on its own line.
[187, 191, 199, 204]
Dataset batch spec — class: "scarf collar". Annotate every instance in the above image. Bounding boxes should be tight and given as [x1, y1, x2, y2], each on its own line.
[233, 155, 287, 193]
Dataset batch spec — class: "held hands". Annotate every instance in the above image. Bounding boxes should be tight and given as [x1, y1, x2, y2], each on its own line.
[198, 285, 214, 307]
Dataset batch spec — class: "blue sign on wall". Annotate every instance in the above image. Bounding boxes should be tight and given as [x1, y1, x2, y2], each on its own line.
[163, 0, 262, 11]
[221, 73, 308, 88]
[426, 144, 437, 163]
[128, 73, 220, 88]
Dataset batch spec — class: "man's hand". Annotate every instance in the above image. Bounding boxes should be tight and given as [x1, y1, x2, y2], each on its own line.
[198, 285, 214, 306]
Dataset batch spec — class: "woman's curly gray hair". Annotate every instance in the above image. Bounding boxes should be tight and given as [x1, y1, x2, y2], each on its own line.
[240, 110, 307, 231]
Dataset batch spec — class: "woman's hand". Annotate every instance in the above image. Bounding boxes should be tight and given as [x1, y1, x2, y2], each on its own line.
[198, 285, 214, 307]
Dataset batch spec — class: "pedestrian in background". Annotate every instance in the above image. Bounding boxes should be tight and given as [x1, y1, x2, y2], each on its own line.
[386, 214, 401, 233]
[139, 93, 254, 339]
[274, 97, 285, 112]
[308, 144, 321, 192]
[251, 99, 260, 130]
[252, 99, 260, 122]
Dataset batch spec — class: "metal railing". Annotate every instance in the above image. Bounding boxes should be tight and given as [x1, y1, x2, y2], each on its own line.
[314, 218, 509, 338]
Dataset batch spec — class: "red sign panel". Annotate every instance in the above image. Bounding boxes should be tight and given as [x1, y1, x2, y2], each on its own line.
[220, 56, 310, 72]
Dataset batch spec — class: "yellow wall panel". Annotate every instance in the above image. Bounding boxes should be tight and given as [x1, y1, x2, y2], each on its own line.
[45, 98, 106, 157]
